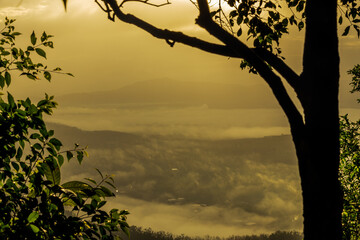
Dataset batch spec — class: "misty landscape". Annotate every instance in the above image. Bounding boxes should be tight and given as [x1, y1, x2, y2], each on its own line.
[42, 78, 308, 237]
[43, 78, 360, 238]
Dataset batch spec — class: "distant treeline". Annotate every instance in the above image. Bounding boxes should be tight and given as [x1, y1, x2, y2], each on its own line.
[116, 226, 303, 240]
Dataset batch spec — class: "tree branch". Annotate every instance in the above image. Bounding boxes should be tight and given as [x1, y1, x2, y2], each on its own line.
[253, 48, 300, 90]
[119, 0, 171, 8]
[102, 0, 300, 90]
[103, 0, 244, 57]
[104, 0, 304, 133]
[195, 0, 304, 131]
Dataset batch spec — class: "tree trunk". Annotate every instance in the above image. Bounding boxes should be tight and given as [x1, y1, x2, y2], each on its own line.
[292, 0, 343, 239]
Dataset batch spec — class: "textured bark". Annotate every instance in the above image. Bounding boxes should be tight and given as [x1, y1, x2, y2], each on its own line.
[293, 0, 343, 239]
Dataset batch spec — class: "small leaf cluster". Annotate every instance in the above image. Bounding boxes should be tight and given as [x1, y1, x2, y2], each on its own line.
[348, 64, 360, 100]
[215, 0, 360, 73]
[339, 66, 360, 240]
[0, 17, 72, 87]
[223, 0, 305, 52]
[217, 0, 305, 73]
[340, 115, 360, 240]
[0, 19, 129, 239]
[339, 0, 360, 37]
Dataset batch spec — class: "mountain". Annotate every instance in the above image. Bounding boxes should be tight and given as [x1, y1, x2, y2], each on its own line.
[57, 78, 360, 109]
[57, 79, 279, 109]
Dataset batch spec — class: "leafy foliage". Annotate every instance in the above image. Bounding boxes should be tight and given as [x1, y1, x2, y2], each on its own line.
[339, 0, 360, 37]
[0, 18, 129, 239]
[348, 64, 360, 100]
[217, 0, 360, 48]
[222, 0, 305, 51]
[339, 65, 360, 240]
[203, 0, 360, 72]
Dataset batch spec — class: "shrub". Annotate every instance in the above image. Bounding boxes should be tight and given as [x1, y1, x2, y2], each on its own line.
[0, 18, 129, 239]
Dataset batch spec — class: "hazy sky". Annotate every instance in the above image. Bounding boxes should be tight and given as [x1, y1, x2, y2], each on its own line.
[1, 0, 359, 101]
[2, 0, 360, 237]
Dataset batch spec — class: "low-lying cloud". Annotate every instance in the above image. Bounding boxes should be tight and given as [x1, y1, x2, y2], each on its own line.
[49, 106, 290, 139]
[53, 123, 302, 236]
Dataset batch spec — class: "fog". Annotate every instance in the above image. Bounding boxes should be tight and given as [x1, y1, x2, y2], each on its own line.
[49, 122, 302, 237]
[49, 106, 290, 139]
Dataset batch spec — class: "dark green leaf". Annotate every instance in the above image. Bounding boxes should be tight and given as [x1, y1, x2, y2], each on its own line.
[49, 138, 62, 150]
[7, 92, 15, 108]
[121, 225, 130, 238]
[99, 186, 115, 197]
[77, 151, 84, 164]
[27, 212, 39, 223]
[30, 31, 37, 45]
[33, 143, 43, 150]
[237, 28, 242, 37]
[298, 21, 305, 31]
[15, 147, 23, 161]
[5, 72, 11, 86]
[296, 0, 305, 12]
[62, 181, 92, 192]
[35, 48, 46, 59]
[30, 224, 39, 233]
[57, 155, 64, 166]
[85, 177, 97, 185]
[0, 75, 4, 88]
[30, 133, 41, 139]
[42, 162, 61, 185]
[343, 26, 351, 36]
[11, 161, 19, 171]
[66, 151, 73, 161]
[41, 31, 47, 42]
[105, 180, 116, 189]
[98, 200, 107, 209]
[95, 168, 103, 179]
[44, 71, 51, 81]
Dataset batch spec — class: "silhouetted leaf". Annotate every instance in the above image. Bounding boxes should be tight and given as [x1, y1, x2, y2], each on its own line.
[35, 48, 46, 59]
[30, 31, 36, 45]
[42, 162, 61, 185]
[343, 26, 350, 36]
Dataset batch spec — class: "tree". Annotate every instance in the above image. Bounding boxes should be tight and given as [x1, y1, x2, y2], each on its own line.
[0, 18, 130, 239]
[61, 0, 360, 239]
[339, 65, 360, 240]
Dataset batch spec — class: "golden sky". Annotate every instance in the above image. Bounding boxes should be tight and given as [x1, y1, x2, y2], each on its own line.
[0, 0, 357, 107]
[1, 1, 360, 236]
[0, 0, 298, 96]
[0, 0, 357, 102]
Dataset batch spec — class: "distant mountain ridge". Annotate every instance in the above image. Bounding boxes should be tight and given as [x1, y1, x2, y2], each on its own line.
[47, 122, 294, 161]
[57, 78, 359, 109]
[57, 79, 279, 109]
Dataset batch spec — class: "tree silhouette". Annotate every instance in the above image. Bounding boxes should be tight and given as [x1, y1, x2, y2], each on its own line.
[62, 0, 360, 239]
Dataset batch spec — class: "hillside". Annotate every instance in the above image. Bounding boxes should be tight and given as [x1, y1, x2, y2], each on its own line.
[48, 122, 302, 232]
[57, 79, 279, 109]
[57, 78, 359, 109]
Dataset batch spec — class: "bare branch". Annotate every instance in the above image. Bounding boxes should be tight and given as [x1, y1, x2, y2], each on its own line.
[102, 0, 304, 133]
[95, 0, 115, 21]
[104, 0, 245, 57]
[253, 48, 300, 90]
[119, 0, 171, 8]
[195, 0, 303, 131]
